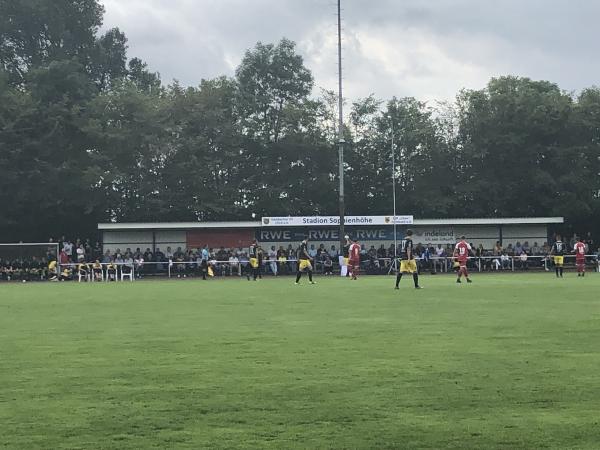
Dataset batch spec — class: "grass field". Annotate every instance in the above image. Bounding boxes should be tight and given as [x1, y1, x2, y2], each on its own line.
[1, 273, 600, 449]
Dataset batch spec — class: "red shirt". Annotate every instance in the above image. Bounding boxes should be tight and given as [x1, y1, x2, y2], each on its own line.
[349, 243, 360, 261]
[454, 241, 471, 262]
[574, 242, 586, 260]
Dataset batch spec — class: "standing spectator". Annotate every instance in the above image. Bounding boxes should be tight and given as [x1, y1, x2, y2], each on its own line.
[277, 246, 287, 274]
[287, 244, 297, 273]
[93, 242, 102, 261]
[63, 240, 73, 262]
[76, 245, 85, 263]
[268, 246, 278, 276]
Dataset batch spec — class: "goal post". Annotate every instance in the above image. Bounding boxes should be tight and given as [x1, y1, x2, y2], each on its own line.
[0, 242, 60, 279]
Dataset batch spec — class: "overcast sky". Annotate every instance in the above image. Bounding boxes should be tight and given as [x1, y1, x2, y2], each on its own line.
[101, 0, 599, 102]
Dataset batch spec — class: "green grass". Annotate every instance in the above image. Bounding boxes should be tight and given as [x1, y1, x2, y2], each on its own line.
[1, 273, 600, 449]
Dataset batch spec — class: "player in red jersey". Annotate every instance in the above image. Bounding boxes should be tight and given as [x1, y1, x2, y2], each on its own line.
[573, 237, 587, 277]
[454, 236, 473, 283]
[348, 238, 361, 280]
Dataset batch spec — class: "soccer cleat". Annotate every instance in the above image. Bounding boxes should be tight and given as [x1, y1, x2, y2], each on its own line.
[294, 282, 299, 285]
[466, 279, 472, 283]
[310, 281, 316, 285]
[456, 279, 461, 283]
[415, 286, 423, 289]
[394, 286, 399, 290]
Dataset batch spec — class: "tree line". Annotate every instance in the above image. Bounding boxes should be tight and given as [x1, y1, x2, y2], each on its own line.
[1, 0, 599, 242]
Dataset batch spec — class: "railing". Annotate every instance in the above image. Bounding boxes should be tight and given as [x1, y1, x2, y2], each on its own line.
[27, 254, 600, 282]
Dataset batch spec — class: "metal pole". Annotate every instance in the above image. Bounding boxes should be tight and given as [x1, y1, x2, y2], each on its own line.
[337, 0, 345, 251]
[391, 118, 397, 261]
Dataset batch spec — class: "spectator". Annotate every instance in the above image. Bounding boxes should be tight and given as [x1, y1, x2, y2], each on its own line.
[63, 240, 73, 262]
[229, 253, 240, 276]
[277, 246, 287, 274]
[329, 245, 338, 259]
[519, 251, 529, 270]
[268, 246, 278, 276]
[493, 241, 503, 256]
[287, 245, 297, 273]
[514, 241, 523, 256]
[323, 256, 334, 275]
[501, 252, 511, 270]
[308, 244, 317, 259]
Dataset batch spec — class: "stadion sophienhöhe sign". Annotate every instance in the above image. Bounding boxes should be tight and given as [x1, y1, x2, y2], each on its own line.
[261, 216, 414, 227]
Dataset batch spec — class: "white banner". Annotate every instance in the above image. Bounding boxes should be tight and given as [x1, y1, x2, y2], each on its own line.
[412, 227, 455, 244]
[261, 215, 413, 227]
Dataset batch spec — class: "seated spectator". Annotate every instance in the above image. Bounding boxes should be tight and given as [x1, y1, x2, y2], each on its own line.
[329, 245, 338, 259]
[519, 251, 529, 270]
[123, 254, 134, 275]
[92, 260, 103, 281]
[501, 252, 511, 269]
[229, 254, 240, 276]
[323, 256, 334, 275]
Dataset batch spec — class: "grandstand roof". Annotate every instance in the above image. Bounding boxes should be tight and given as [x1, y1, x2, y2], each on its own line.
[98, 217, 563, 230]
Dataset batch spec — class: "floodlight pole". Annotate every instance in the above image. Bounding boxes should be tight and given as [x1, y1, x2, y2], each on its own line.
[337, 0, 345, 250]
[391, 117, 397, 260]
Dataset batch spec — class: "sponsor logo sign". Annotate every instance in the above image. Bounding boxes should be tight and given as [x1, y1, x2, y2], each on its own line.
[261, 216, 413, 227]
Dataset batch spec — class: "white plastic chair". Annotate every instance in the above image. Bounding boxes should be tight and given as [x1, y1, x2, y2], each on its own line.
[121, 267, 134, 282]
[77, 270, 89, 283]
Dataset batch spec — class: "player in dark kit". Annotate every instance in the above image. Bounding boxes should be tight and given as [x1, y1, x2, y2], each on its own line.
[248, 239, 260, 281]
[550, 235, 567, 278]
[395, 229, 421, 290]
[295, 238, 316, 285]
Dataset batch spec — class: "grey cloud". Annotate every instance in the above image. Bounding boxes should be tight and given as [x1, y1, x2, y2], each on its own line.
[100, 0, 600, 100]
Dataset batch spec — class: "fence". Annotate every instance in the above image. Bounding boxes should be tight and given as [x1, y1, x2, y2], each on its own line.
[46, 255, 599, 282]
[0, 255, 594, 282]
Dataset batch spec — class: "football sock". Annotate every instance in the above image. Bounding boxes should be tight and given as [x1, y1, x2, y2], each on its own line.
[295, 272, 302, 283]
[395, 273, 402, 287]
[559, 267, 563, 277]
[308, 271, 313, 282]
[413, 273, 419, 288]
[555, 267, 559, 277]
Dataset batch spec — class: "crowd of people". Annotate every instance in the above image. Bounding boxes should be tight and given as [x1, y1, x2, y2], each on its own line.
[0, 233, 598, 282]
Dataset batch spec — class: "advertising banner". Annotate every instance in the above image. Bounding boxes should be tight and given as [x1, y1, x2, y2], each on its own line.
[412, 227, 455, 244]
[257, 227, 405, 242]
[261, 215, 413, 227]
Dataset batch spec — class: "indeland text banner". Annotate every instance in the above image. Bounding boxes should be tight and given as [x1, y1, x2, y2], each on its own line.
[412, 228, 455, 244]
[261, 215, 413, 227]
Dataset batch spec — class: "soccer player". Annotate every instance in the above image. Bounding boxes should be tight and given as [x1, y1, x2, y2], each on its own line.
[340, 235, 351, 277]
[454, 236, 473, 283]
[348, 238, 361, 280]
[395, 229, 421, 289]
[247, 239, 260, 281]
[573, 237, 587, 277]
[550, 235, 567, 278]
[295, 238, 316, 285]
